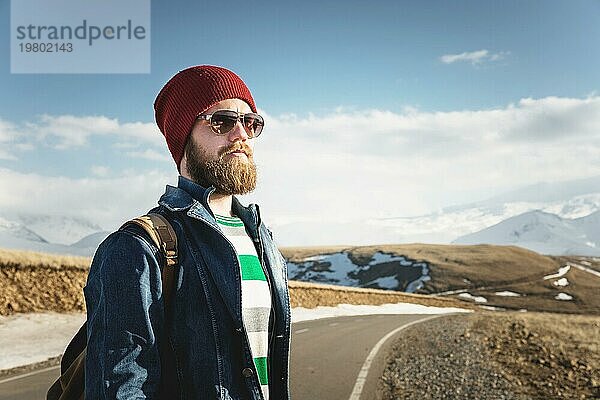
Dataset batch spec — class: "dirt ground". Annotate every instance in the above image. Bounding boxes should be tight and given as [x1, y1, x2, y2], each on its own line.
[379, 312, 600, 400]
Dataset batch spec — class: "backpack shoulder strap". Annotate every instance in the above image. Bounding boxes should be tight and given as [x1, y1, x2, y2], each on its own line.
[119, 213, 178, 312]
[47, 213, 180, 400]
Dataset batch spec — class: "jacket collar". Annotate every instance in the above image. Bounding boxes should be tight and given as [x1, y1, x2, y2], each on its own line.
[158, 176, 262, 238]
[160, 176, 268, 329]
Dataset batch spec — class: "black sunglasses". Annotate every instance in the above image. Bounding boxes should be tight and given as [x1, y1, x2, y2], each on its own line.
[196, 109, 264, 138]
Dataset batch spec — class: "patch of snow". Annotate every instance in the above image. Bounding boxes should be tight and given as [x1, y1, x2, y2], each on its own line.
[287, 251, 430, 293]
[552, 278, 569, 287]
[517, 309, 528, 312]
[555, 292, 573, 301]
[478, 305, 505, 311]
[457, 293, 488, 303]
[303, 254, 328, 262]
[404, 264, 431, 293]
[364, 276, 399, 290]
[287, 252, 362, 287]
[291, 302, 471, 323]
[543, 265, 571, 280]
[0, 312, 85, 371]
[579, 260, 591, 266]
[370, 251, 413, 266]
[494, 291, 522, 297]
[570, 263, 600, 278]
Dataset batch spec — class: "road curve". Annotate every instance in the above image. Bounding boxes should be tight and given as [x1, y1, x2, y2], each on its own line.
[290, 314, 442, 400]
[0, 314, 446, 400]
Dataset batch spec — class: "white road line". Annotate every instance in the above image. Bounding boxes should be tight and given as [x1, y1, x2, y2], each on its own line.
[294, 328, 309, 334]
[0, 365, 59, 384]
[348, 314, 445, 400]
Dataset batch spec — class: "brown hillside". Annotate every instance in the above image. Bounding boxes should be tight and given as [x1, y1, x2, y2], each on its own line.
[0, 247, 472, 316]
[280, 243, 561, 293]
[279, 244, 600, 314]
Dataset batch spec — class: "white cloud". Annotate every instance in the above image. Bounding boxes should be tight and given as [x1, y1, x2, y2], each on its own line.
[0, 168, 177, 230]
[246, 95, 600, 227]
[126, 149, 172, 162]
[20, 114, 163, 149]
[90, 166, 110, 177]
[0, 119, 17, 143]
[0, 119, 23, 160]
[0, 150, 17, 161]
[0, 114, 165, 162]
[1, 95, 598, 246]
[440, 49, 509, 65]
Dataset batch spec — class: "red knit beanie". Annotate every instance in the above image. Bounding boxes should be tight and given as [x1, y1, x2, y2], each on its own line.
[154, 65, 257, 170]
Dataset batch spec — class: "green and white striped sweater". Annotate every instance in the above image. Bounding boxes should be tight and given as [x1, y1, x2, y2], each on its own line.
[215, 213, 272, 400]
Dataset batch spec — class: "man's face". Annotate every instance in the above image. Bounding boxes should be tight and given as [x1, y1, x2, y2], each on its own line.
[182, 98, 258, 195]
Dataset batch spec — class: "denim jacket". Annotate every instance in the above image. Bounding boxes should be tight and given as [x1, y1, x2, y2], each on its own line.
[84, 176, 292, 399]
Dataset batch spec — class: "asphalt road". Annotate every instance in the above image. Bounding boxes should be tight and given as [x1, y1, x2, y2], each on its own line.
[0, 314, 442, 400]
[289, 314, 440, 400]
[0, 366, 60, 400]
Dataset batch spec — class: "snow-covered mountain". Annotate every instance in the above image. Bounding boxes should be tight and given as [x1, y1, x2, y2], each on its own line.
[365, 175, 600, 246]
[273, 176, 600, 247]
[0, 213, 108, 256]
[0, 230, 103, 257]
[13, 214, 103, 245]
[453, 210, 600, 256]
[0, 216, 48, 243]
[1, 175, 598, 257]
[71, 231, 111, 249]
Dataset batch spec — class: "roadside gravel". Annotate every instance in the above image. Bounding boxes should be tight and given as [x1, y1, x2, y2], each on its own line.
[378, 312, 599, 400]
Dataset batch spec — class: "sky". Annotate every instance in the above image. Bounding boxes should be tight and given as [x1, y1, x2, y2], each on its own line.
[0, 0, 599, 245]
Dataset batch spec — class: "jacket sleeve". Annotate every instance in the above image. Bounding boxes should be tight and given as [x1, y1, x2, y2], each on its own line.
[83, 229, 165, 400]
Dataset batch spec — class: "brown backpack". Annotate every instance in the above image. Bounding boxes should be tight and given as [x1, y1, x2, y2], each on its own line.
[47, 213, 178, 400]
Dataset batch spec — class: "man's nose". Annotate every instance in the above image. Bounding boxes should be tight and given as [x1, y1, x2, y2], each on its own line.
[228, 119, 250, 141]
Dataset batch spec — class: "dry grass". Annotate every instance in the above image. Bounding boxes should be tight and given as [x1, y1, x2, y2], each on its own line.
[0, 249, 89, 314]
[288, 280, 474, 310]
[0, 248, 90, 270]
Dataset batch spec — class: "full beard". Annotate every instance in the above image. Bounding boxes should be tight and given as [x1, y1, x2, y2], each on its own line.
[184, 137, 257, 195]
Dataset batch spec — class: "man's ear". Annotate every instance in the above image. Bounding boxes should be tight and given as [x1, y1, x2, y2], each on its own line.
[179, 153, 187, 176]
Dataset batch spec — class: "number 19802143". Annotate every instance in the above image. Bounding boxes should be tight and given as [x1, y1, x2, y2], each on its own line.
[18, 42, 73, 52]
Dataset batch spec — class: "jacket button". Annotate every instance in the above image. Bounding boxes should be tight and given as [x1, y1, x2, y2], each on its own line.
[242, 367, 254, 378]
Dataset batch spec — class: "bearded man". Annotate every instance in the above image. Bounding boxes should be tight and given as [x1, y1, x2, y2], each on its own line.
[84, 65, 291, 400]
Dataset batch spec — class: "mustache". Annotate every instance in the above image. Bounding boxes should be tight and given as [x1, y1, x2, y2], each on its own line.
[221, 143, 253, 157]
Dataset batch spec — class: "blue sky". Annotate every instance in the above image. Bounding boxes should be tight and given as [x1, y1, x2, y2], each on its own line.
[0, 0, 599, 245]
[2, 1, 598, 121]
